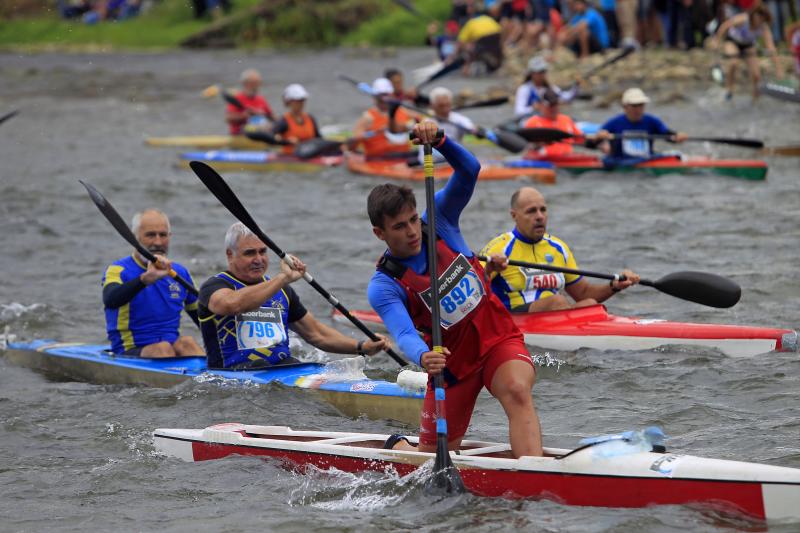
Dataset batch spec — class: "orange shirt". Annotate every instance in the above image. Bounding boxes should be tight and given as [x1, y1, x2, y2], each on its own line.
[279, 112, 317, 154]
[524, 113, 583, 157]
[360, 107, 412, 157]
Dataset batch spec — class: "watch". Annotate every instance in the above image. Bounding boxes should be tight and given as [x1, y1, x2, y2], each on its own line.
[356, 340, 366, 355]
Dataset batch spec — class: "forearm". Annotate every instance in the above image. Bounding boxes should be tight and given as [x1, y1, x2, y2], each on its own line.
[300, 321, 360, 354]
[209, 274, 289, 315]
[572, 281, 616, 303]
[103, 279, 145, 308]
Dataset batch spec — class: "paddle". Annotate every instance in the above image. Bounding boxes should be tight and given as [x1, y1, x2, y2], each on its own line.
[243, 129, 291, 147]
[453, 96, 509, 110]
[516, 127, 765, 149]
[581, 45, 637, 80]
[394, 98, 528, 153]
[760, 145, 800, 157]
[188, 161, 408, 366]
[0, 109, 19, 126]
[416, 57, 465, 89]
[418, 130, 466, 494]
[80, 181, 198, 296]
[477, 256, 741, 308]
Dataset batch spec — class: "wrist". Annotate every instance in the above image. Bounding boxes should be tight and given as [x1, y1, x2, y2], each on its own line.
[609, 280, 621, 293]
[356, 340, 366, 356]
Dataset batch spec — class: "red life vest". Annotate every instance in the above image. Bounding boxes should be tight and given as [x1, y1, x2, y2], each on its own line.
[377, 234, 522, 382]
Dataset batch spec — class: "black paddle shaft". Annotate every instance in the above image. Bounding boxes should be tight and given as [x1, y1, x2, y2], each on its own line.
[188, 162, 408, 367]
[80, 181, 198, 296]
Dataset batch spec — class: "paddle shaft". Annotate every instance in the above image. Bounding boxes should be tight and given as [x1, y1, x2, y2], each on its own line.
[80, 181, 198, 295]
[0, 109, 19, 126]
[188, 162, 407, 367]
[478, 255, 642, 285]
[581, 46, 636, 79]
[518, 127, 763, 149]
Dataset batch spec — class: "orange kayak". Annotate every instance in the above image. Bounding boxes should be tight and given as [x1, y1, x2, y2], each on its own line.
[345, 152, 557, 183]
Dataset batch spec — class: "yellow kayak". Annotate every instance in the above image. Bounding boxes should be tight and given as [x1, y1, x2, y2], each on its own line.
[144, 135, 267, 150]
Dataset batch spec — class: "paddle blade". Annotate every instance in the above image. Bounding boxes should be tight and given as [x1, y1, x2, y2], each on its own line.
[424, 445, 466, 495]
[80, 180, 152, 259]
[244, 129, 290, 146]
[417, 57, 464, 88]
[488, 129, 528, 153]
[0, 109, 19, 126]
[707, 137, 764, 149]
[294, 138, 343, 159]
[188, 161, 277, 253]
[516, 127, 574, 143]
[650, 271, 741, 308]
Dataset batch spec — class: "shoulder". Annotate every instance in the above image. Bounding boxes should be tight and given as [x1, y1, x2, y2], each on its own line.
[483, 231, 513, 251]
[542, 234, 573, 257]
[200, 275, 233, 293]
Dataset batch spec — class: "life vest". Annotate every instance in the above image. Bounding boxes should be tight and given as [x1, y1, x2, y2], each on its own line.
[376, 232, 521, 383]
[360, 107, 411, 157]
[524, 114, 582, 157]
[281, 111, 317, 154]
[199, 272, 292, 368]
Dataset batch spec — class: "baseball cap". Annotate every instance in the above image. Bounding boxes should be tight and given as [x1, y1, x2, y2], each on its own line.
[372, 78, 394, 95]
[283, 83, 309, 101]
[527, 56, 549, 73]
[621, 87, 650, 105]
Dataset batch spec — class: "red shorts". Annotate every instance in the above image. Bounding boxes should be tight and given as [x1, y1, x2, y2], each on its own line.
[418, 337, 533, 446]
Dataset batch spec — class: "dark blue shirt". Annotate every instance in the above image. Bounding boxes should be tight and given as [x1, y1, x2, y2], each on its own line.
[601, 113, 672, 158]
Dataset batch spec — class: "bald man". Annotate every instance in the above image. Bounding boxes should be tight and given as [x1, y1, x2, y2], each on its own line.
[102, 209, 204, 357]
[480, 187, 639, 313]
[225, 68, 275, 136]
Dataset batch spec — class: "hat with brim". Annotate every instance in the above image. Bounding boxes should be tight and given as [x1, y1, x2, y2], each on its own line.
[283, 83, 309, 101]
[621, 87, 650, 105]
[527, 56, 549, 73]
[372, 78, 394, 95]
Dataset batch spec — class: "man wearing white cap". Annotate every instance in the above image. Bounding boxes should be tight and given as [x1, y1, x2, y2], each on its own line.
[514, 56, 578, 118]
[597, 88, 687, 167]
[271, 84, 321, 155]
[353, 78, 416, 158]
[418, 86, 475, 164]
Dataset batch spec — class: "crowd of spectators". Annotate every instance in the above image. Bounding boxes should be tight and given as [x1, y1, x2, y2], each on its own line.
[58, 0, 143, 23]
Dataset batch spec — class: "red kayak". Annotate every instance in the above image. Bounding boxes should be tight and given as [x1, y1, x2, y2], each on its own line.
[333, 304, 797, 358]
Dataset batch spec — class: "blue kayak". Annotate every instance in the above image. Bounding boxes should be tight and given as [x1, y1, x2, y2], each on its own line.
[178, 150, 344, 172]
[4, 340, 424, 425]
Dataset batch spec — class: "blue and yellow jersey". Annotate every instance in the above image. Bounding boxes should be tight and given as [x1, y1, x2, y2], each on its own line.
[198, 272, 292, 369]
[102, 255, 198, 354]
[480, 228, 582, 310]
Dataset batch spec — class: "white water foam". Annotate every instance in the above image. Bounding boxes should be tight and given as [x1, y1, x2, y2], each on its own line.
[0, 302, 46, 321]
[531, 351, 565, 371]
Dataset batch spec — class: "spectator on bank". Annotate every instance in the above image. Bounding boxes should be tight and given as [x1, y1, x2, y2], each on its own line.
[454, 10, 504, 74]
[82, 0, 142, 23]
[427, 19, 461, 61]
[559, 0, 610, 58]
[58, 0, 92, 19]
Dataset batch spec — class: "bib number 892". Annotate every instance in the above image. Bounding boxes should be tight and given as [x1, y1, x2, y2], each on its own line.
[441, 277, 475, 313]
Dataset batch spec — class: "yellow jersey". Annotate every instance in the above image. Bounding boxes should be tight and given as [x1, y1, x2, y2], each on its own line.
[458, 15, 502, 43]
[480, 228, 582, 311]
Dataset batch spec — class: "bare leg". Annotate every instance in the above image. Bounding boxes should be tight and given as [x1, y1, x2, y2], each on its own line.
[490, 360, 543, 457]
[174, 335, 205, 356]
[140, 341, 176, 358]
[574, 298, 599, 308]
[528, 293, 573, 312]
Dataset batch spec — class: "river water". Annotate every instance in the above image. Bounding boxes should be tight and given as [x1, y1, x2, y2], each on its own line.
[0, 48, 798, 532]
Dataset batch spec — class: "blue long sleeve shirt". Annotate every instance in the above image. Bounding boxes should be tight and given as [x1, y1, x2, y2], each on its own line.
[367, 137, 481, 365]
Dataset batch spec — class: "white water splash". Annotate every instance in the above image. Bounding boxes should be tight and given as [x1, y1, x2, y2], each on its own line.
[531, 351, 565, 371]
[0, 302, 46, 321]
[0, 326, 16, 349]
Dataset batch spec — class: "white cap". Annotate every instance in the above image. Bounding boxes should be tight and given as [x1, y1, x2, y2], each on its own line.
[283, 83, 309, 101]
[621, 87, 650, 105]
[527, 56, 549, 72]
[372, 77, 394, 95]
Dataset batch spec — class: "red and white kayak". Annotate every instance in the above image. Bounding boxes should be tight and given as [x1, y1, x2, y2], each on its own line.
[333, 304, 797, 358]
[153, 423, 800, 522]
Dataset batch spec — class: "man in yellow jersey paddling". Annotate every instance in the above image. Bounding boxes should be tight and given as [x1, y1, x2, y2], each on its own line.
[480, 187, 640, 312]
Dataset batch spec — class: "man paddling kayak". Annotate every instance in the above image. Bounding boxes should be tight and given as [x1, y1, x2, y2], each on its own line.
[523, 89, 587, 158]
[597, 88, 687, 168]
[270, 84, 322, 155]
[198, 222, 387, 370]
[480, 187, 640, 312]
[418, 86, 474, 164]
[225, 69, 275, 136]
[102, 209, 204, 357]
[368, 121, 543, 458]
[352, 78, 416, 159]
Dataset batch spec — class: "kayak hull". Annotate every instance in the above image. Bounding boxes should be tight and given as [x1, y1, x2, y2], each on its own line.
[333, 305, 797, 358]
[153, 423, 800, 522]
[526, 154, 768, 180]
[346, 152, 557, 183]
[178, 150, 344, 173]
[4, 341, 423, 425]
[145, 135, 267, 150]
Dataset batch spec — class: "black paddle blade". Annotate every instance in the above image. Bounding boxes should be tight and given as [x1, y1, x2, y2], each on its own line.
[516, 127, 574, 143]
[220, 90, 245, 110]
[0, 109, 19, 126]
[244, 130, 289, 146]
[418, 57, 464, 88]
[80, 180, 154, 261]
[188, 161, 278, 253]
[650, 271, 741, 308]
[490, 129, 528, 153]
[424, 440, 466, 495]
[706, 137, 764, 149]
[294, 138, 343, 159]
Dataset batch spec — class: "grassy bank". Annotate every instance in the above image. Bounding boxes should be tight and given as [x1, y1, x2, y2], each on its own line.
[0, 0, 447, 50]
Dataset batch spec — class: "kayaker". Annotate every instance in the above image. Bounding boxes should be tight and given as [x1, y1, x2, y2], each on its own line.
[523, 89, 586, 158]
[480, 187, 640, 313]
[596, 88, 688, 168]
[271, 84, 321, 155]
[352, 78, 416, 159]
[102, 209, 204, 358]
[198, 222, 387, 370]
[452, 11, 504, 74]
[514, 56, 578, 119]
[384, 68, 419, 104]
[225, 68, 275, 136]
[418, 86, 475, 164]
[711, 4, 784, 101]
[368, 121, 544, 459]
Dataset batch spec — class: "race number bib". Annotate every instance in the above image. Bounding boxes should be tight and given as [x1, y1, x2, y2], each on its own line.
[235, 307, 287, 351]
[522, 268, 565, 293]
[419, 255, 485, 330]
[621, 131, 651, 158]
[247, 115, 267, 127]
